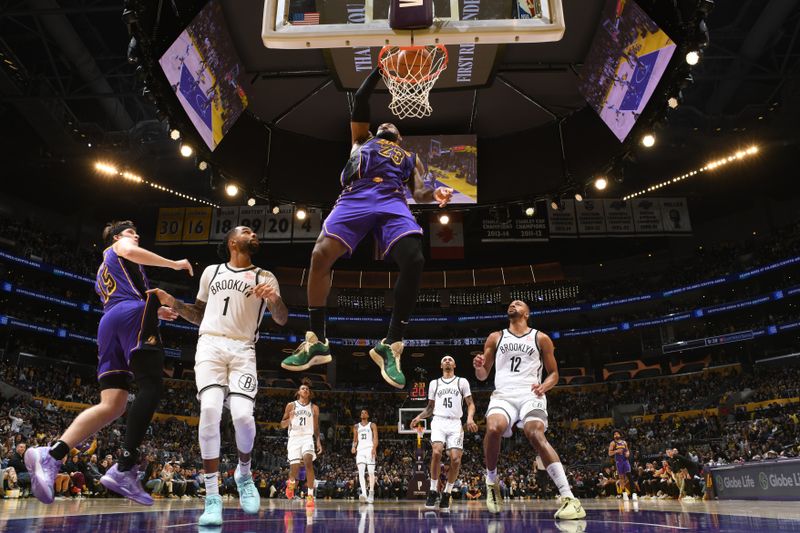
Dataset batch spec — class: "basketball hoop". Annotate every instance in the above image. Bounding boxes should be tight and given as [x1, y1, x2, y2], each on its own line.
[378, 45, 448, 119]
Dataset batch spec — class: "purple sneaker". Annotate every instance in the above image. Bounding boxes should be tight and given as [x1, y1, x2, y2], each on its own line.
[100, 464, 153, 505]
[24, 446, 59, 504]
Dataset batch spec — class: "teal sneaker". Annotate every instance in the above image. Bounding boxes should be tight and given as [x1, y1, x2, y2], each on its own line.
[281, 331, 332, 371]
[235, 470, 260, 514]
[369, 339, 406, 389]
[199, 494, 223, 526]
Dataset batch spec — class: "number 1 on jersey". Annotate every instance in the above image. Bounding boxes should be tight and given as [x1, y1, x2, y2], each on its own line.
[222, 296, 230, 316]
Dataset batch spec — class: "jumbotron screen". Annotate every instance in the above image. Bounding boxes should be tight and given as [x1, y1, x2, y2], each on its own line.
[402, 135, 478, 205]
[578, 0, 676, 142]
[158, 0, 248, 151]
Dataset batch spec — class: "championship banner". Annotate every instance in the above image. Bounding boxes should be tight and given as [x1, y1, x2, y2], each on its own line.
[632, 198, 664, 233]
[430, 212, 464, 259]
[547, 199, 578, 237]
[575, 199, 607, 236]
[479, 206, 548, 242]
[603, 199, 635, 234]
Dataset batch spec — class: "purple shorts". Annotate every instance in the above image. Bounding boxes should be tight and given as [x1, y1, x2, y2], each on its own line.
[97, 292, 162, 385]
[616, 458, 631, 475]
[323, 180, 422, 259]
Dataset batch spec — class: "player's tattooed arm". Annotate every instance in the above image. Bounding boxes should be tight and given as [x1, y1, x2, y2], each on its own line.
[410, 399, 435, 429]
[253, 272, 288, 326]
[171, 298, 207, 326]
[147, 288, 205, 325]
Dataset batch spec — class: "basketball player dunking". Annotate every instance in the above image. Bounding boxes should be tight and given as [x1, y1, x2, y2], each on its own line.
[280, 66, 453, 389]
[473, 300, 585, 520]
[609, 429, 637, 501]
[352, 409, 379, 503]
[281, 380, 322, 509]
[411, 355, 478, 511]
[150, 226, 288, 526]
[26, 221, 191, 506]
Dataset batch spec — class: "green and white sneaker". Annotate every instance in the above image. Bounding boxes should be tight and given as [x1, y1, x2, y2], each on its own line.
[281, 331, 332, 371]
[369, 339, 406, 389]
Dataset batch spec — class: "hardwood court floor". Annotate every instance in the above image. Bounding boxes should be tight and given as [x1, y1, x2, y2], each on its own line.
[1, 496, 799, 532]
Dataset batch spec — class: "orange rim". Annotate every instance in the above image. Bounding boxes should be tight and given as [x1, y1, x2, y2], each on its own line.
[378, 44, 449, 84]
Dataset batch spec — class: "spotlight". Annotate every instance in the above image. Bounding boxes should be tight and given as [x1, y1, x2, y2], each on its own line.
[272, 205, 280, 215]
[550, 199, 560, 211]
[95, 162, 118, 175]
[594, 177, 608, 191]
[198, 160, 208, 171]
[641, 134, 656, 148]
[667, 96, 679, 109]
[170, 129, 180, 140]
[296, 207, 307, 220]
[574, 193, 584, 202]
[247, 197, 256, 207]
[180, 143, 193, 157]
[438, 213, 450, 225]
[525, 206, 535, 217]
[225, 184, 239, 197]
[685, 51, 700, 65]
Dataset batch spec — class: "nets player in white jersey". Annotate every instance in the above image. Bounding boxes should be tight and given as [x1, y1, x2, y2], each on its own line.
[352, 409, 378, 503]
[149, 226, 288, 526]
[411, 355, 478, 511]
[473, 300, 585, 520]
[281, 379, 322, 509]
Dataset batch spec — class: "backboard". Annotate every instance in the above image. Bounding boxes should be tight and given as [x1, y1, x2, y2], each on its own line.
[262, 0, 565, 49]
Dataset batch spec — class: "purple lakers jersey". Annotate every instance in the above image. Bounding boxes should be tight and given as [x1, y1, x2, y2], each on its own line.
[95, 246, 149, 310]
[340, 137, 416, 188]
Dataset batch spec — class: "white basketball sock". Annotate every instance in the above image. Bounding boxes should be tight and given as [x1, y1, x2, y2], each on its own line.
[204, 473, 219, 497]
[444, 482, 454, 493]
[486, 468, 498, 484]
[430, 479, 438, 491]
[546, 462, 574, 499]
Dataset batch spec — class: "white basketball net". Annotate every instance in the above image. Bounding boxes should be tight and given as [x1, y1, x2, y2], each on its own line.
[378, 45, 448, 119]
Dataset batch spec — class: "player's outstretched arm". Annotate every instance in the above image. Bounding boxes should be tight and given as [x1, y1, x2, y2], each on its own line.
[474, 331, 500, 381]
[113, 238, 193, 276]
[350, 67, 381, 145]
[532, 331, 559, 396]
[146, 288, 206, 326]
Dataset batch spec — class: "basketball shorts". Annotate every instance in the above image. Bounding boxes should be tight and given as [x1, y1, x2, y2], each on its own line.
[287, 435, 316, 465]
[97, 293, 163, 389]
[430, 416, 464, 450]
[356, 449, 376, 466]
[616, 459, 631, 476]
[322, 181, 422, 259]
[194, 334, 258, 401]
[486, 388, 548, 433]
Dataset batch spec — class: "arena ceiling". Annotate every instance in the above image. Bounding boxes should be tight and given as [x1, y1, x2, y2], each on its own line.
[1, 0, 800, 211]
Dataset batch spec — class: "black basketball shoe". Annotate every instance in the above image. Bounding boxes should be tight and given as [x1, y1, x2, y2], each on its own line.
[439, 492, 451, 511]
[425, 490, 439, 509]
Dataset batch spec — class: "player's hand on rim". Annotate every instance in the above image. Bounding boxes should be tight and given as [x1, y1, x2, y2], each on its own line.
[434, 187, 454, 207]
[172, 258, 194, 276]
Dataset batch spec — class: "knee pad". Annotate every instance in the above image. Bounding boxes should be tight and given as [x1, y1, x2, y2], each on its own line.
[229, 395, 256, 454]
[199, 388, 224, 459]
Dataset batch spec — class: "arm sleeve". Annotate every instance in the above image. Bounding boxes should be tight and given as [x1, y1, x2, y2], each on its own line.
[195, 265, 216, 302]
[351, 67, 382, 123]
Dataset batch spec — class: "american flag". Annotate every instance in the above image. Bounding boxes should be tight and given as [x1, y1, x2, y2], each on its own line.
[290, 12, 320, 25]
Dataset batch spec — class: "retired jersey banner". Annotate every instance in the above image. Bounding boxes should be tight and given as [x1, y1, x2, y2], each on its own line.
[430, 212, 464, 259]
[660, 198, 693, 233]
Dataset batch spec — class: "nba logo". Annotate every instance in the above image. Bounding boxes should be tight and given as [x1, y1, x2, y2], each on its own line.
[244, 272, 255, 281]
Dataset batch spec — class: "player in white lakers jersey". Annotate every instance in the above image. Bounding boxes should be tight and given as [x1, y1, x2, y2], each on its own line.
[411, 355, 478, 511]
[473, 300, 584, 520]
[281, 379, 322, 509]
[149, 226, 287, 526]
[351, 409, 378, 503]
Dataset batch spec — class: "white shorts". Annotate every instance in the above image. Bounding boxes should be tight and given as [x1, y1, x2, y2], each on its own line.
[486, 388, 548, 433]
[287, 435, 316, 464]
[430, 416, 464, 450]
[356, 449, 376, 466]
[195, 335, 258, 400]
